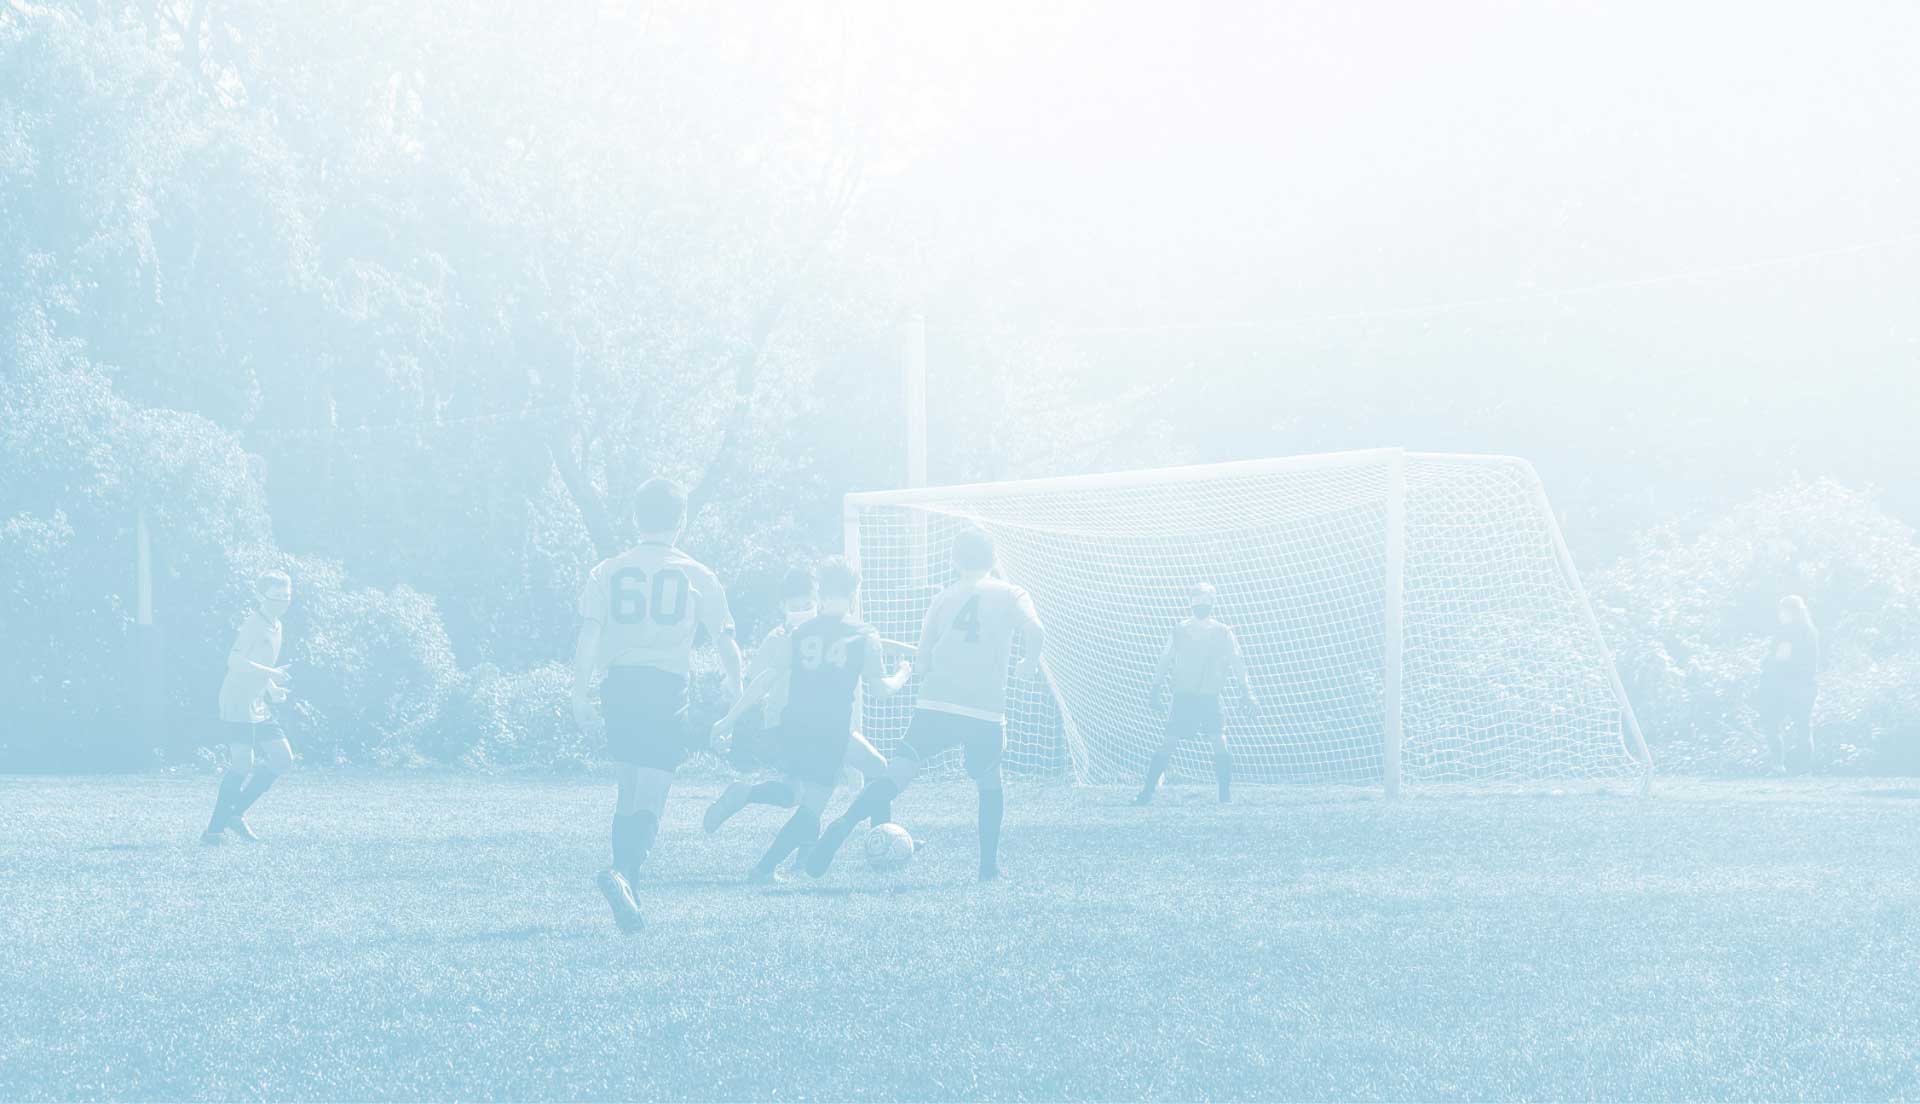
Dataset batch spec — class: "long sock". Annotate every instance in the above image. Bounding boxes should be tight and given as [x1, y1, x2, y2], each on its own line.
[978, 788, 1004, 874]
[869, 799, 893, 827]
[625, 811, 659, 884]
[1215, 749, 1233, 803]
[208, 773, 247, 831]
[807, 780, 899, 874]
[846, 779, 899, 828]
[747, 781, 797, 807]
[611, 811, 635, 872]
[1141, 751, 1170, 796]
[754, 809, 821, 877]
[231, 769, 279, 818]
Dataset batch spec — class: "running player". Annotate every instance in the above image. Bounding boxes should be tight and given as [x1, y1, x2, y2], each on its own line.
[806, 527, 1043, 882]
[1135, 582, 1257, 805]
[729, 557, 912, 881]
[572, 478, 742, 933]
[201, 570, 295, 845]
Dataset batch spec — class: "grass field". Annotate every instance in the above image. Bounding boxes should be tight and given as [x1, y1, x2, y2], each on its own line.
[3, 772, 1919, 1101]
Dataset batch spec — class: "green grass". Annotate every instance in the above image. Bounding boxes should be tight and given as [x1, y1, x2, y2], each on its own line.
[3, 772, 1919, 1101]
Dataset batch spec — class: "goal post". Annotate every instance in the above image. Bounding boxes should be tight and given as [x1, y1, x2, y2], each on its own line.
[845, 449, 1652, 792]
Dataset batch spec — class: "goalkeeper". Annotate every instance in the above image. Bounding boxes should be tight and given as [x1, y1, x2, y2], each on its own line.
[1136, 582, 1257, 805]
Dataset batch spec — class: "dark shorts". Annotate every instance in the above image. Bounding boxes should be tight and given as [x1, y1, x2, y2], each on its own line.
[901, 708, 1005, 779]
[602, 666, 690, 771]
[778, 722, 850, 788]
[217, 717, 287, 747]
[1165, 694, 1224, 744]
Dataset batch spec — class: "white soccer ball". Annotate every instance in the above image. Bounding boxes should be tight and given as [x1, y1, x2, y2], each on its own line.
[862, 823, 914, 871]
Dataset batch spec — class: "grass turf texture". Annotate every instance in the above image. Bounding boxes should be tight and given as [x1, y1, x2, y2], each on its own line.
[2, 774, 1919, 1101]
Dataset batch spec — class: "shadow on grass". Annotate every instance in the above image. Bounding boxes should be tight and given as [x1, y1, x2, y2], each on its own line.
[761, 883, 941, 899]
[1863, 788, 1920, 800]
[362, 923, 596, 948]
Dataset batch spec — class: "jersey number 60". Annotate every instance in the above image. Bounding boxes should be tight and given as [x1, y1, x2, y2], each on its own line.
[610, 568, 690, 626]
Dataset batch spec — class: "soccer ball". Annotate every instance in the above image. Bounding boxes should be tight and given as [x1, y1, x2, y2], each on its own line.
[863, 823, 914, 871]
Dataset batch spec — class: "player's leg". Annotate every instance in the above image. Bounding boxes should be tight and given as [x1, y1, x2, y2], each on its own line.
[843, 731, 893, 825]
[227, 727, 291, 840]
[613, 765, 673, 884]
[965, 721, 1008, 881]
[1203, 698, 1231, 803]
[204, 738, 253, 844]
[1758, 687, 1788, 773]
[751, 781, 830, 883]
[705, 728, 801, 832]
[806, 719, 935, 877]
[1136, 699, 1195, 805]
[1797, 688, 1819, 769]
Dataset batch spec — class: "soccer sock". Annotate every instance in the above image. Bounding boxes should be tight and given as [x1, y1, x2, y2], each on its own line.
[847, 779, 900, 828]
[754, 809, 821, 877]
[627, 811, 659, 883]
[978, 788, 1004, 874]
[231, 769, 279, 817]
[1142, 751, 1170, 795]
[747, 781, 797, 807]
[1215, 749, 1233, 803]
[208, 773, 247, 831]
[869, 799, 893, 827]
[611, 811, 634, 872]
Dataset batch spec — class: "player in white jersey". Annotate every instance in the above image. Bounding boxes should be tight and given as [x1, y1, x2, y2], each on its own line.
[806, 526, 1044, 882]
[1136, 582, 1257, 805]
[201, 571, 295, 845]
[572, 478, 742, 932]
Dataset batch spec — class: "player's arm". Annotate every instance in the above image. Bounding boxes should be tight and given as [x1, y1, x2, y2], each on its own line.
[1226, 629, 1257, 710]
[1012, 590, 1046, 682]
[228, 625, 290, 682]
[1148, 635, 1173, 714]
[711, 667, 781, 743]
[701, 573, 744, 696]
[862, 630, 913, 697]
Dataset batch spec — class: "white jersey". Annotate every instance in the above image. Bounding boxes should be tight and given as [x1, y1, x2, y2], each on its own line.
[218, 610, 283, 724]
[578, 542, 734, 678]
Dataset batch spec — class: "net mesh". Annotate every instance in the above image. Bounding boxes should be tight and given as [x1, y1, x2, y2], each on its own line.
[849, 451, 1646, 788]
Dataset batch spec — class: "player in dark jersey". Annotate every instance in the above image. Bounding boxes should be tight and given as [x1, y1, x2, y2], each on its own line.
[572, 478, 742, 933]
[1759, 594, 1820, 773]
[807, 527, 1044, 882]
[731, 557, 912, 882]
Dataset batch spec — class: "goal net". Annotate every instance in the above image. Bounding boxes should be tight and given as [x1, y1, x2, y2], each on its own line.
[845, 449, 1651, 793]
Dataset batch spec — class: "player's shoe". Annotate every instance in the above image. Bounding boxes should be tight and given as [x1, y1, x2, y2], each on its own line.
[978, 863, 1001, 883]
[703, 781, 753, 834]
[200, 829, 224, 846]
[225, 817, 263, 843]
[803, 817, 859, 878]
[746, 866, 790, 886]
[1131, 790, 1155, 806]
[595, 869, 644, 934]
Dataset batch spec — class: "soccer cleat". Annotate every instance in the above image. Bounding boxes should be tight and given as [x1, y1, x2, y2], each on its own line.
[225, 817, 263, 843]
[703, 781, 753, 834]
[978, 863, 1001, 883]
[803, 817, 859, 878]
[200, 829, 224, 847]
[1132, 790, 1155, 806]
[595, 869, 644, 934]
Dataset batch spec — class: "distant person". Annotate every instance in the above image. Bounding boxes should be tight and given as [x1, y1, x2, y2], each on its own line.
[201, 570, 295, 845]
[709, 558, 912, 882]
[806, 526, 1044, 882]
[572, 478, 742, 933]
[1760, 594, 1820, 773]
[1135, 582, 1257, 806]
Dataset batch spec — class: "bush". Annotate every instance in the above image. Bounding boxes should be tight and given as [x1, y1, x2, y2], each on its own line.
[1596, 478, 1920, 773]
[441, 662, 591, 770]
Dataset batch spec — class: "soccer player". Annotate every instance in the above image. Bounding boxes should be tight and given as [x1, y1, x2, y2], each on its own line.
[703, 565, 894, 835]
[722, 557, 912, 882]
[572, 478, 742, 933]
[1135, 582, 1258, 806]
[1760, 594, 1820, 773]
[201, 570, 295, 845]
[806, 526, 1043, 882]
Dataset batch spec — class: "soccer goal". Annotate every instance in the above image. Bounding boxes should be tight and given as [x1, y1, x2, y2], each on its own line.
[844, 448, 1652, 795]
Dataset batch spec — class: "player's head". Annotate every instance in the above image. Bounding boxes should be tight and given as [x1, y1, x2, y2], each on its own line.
[255, 570, 293, 618]
[632, 478, 687, 541]
[1779, 594, 1811, 627]
[952, 526, 995, 578]
[781, 565, 818, 626]
[817, 556, 860, 614]
[1187, 581, 1217, 618]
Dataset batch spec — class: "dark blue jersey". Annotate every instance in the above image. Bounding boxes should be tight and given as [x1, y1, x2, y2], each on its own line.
[774, 613, 884, 738]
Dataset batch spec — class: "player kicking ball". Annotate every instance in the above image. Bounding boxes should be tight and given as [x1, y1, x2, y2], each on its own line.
[1135, 582, 1257, 806]
[572, 479, 742, 933]
[806, 527, 1044, 883]
[703, 565, 896, 838]
[202, 570, 296, 845]
[711, 558, 912, 882]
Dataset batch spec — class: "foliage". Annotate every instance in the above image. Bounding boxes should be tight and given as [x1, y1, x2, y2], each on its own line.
[1596, 478, 1920, 772]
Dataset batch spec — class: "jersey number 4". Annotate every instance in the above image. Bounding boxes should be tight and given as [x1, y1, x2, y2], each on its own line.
[952, 596, 982, 644]
[610, 568, 690, 626]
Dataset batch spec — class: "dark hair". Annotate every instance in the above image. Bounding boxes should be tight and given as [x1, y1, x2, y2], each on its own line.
[632, 478, 687, 535]
[952, 527, 995, 573]
[817, 556, 860, 599]
[780, 565, 818, 601]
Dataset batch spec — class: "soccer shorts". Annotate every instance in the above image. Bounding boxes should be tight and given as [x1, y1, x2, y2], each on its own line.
[601, 665, 691, 771]
[901, 708, 1005, 779]
[217, 717, 287, 748]
[1165, 693, 1224, 745]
